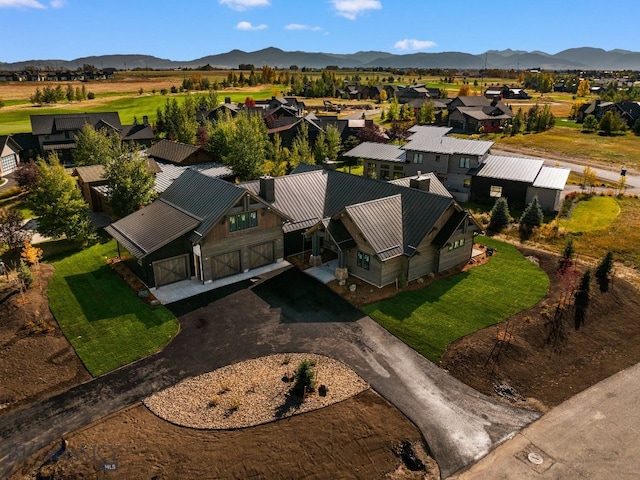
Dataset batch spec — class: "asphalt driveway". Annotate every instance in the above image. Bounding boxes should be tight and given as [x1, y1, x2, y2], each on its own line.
[1, 266, 539, 478]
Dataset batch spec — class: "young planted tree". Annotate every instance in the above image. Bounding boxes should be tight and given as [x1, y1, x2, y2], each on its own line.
[488, 197, 510, 232]
[291, 360, 316, 398]
[582, 115, 598, 133]
[519, 196, 544, 239]
[595, 251, 614, 292]
[558, 237, 575, 274]
[30, 154, 95, 243]
[574, 268, 591, 329]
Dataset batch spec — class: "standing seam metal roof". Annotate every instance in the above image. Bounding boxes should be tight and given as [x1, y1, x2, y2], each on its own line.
[342, 142, 406, 162]
[475, 155, 544, 183]
[532, 166, 571, 190]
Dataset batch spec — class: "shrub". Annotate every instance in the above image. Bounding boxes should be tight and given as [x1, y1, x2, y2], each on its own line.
[291, 360, 316, 397]
[87, 92, 95, 100]
[0, 186, 22, 200]
[558, 237, 575, 273]
[208, 394, 220, 407]
[18, 260, 34, 289]
[228, 398, 241, 411]
[488, 197, 510, 232]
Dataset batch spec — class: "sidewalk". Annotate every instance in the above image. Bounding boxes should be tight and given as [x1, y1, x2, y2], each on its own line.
[450, 362, 640, 479]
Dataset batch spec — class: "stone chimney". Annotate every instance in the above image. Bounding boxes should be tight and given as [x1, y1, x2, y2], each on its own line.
[259, 176, 275, 202]
[143, 115, 149, 126]
[409, 172, 431, 192]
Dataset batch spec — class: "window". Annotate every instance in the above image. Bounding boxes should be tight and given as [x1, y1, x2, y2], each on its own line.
[448, 238, 465, 251]
[490, 185, 503, 198]
[393, 166, 403, 180]
[1, 154, 17, 173]
[459, 157, 470, 169]
[229, 211, 258, 232]
[380, 165, 390, 180]
[463, 178, 471, 189]
[435, 155, 440, 162]
[356, 251, 371, 270]
[367, 162, 377, 179]
[413, 153, 423, 164]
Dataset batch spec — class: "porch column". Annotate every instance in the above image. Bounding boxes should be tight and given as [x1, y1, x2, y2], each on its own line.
[335, 250, 348, 282]
[309, 232, 322, 267]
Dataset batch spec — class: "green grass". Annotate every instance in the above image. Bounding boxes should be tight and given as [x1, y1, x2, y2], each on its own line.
[46, 239, 179, 376]
[363, 237, 549, 362]
[560, 195, 620, 233]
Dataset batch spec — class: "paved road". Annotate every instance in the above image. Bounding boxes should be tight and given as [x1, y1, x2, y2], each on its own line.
[0, 267, 539, 478]
[451, 362, 640, 479]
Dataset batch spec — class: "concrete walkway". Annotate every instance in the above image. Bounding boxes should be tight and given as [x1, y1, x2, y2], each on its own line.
[451, 362, 640, 479]
[0, 267, 539, 479]
[304, 258, 338, 284]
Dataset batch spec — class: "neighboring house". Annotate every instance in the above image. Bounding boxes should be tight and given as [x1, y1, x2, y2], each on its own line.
[30, 112, 155, 163]
[484, 85, 530, 100]
[146, 139, 216, 166]
[447, 96, 514, 133]
[72, 165, 110, 212]
[0, 135, 21, 177]
[577, 100, 640, 126]
[471, 155, 570, 211]
[105, 167, 480, 289]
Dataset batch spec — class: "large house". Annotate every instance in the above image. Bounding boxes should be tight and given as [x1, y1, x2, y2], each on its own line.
[30, 112, 154, 163]
[447, 96, 514, 133]
[105, 167, 480, 289]
[345, 126, 569, 210]
[0, 135, 21, 178]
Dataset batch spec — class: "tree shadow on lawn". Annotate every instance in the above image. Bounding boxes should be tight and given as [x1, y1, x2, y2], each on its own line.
[365, 271, 470, 321]
[252, 267, 364, 324]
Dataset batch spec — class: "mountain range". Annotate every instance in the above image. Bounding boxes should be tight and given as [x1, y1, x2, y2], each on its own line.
[2, 47, 640, 71]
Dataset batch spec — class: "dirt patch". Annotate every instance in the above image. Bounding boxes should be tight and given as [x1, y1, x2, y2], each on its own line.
[0, 264, 91, 416]
[440, 247, 640, 410]
[12, 390, 439, 480]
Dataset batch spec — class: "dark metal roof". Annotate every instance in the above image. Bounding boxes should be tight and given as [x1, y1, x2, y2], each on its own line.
[30, 112, 123, 135]
[290, 163, 323, 174]
[72, 165, 105, 184]
[476, 155, 544, 183]
[121, 124, 155, 141]
[146, 139, 203, 165]
[154, 161, 234, 193]
[345, 194, 404, 260]
[388, 173, 453, 198]
[326, 219, 356, 251]
[532, 166, 570, 190]
[433, 210, 468, 248]
[105, 200, 200, 258]
[343, 142, 406, 162]
[159, 168, 246, 243]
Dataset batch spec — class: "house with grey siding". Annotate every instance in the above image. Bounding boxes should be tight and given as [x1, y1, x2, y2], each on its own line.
[1, 135, 21, 178]
[105, 166, 480, 289]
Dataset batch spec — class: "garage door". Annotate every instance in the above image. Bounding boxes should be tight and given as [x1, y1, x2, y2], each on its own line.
[249, 242, 274, 269]
[153, 254, 190, 287]
[211, 250, 241, 280]
[1, 154, 18, 175]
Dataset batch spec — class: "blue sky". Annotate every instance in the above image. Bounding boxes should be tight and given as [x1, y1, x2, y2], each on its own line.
[2, 0, 640, 63]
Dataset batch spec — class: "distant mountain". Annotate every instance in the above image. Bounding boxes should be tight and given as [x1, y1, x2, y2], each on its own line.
[2, 47, 640, 71]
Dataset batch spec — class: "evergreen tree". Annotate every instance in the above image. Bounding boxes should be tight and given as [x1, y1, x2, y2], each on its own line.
[519, 196, 544, 238]
[288, 121, 313, 170]
[583, 115, 598, 132]
[313, 130, 328, 165]
[488, 197, 510, 232]
[325, 125, 341, 162]
[595, 251, 614, 292]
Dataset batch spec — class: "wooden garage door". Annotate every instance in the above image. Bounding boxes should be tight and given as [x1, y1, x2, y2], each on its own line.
[153, 254, 189, 287]
[212, 250, 241, 280]
[249, 242, 274, 269]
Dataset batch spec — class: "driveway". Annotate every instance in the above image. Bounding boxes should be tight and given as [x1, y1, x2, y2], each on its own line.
[0, 267, 539, 478]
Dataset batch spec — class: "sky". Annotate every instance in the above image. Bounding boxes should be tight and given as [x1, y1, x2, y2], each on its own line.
[2, 0, 640, 63]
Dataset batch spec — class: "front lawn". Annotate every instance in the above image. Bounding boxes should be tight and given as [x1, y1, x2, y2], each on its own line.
[47, 239, 179, 376]
[559, 195, 620, 233]
[363, 237, 549, 363]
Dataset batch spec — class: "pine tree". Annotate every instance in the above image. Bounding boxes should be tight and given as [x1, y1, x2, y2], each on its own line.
[488, 197, 510, 232]
[519, 196, 544, 238]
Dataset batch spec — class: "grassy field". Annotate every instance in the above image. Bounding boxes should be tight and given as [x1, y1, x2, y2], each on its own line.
[363, 237, 549, 362]
[46, 239, 179, 376]
[559, 195, 620, 233]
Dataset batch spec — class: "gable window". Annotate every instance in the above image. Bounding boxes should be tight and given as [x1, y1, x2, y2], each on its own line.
[413, 153, 423, 164]
[448, 238, 465, 251]
[229, 211, 258, 232]
[490, 185, 503, 198]
[459, 157, 470, 169]
[356, 251, 371, 270]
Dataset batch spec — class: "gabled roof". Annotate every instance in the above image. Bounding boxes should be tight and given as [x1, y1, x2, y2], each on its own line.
[105, 200, 201, 258]
[455, 106, 514, 121]
[342, 142, 406, 162]
[344, 194, 404, 260]
[532, 166, 571, 190]
[31, 112, 123, 136]
[72, 165, 106, 184]
[154, 161, 234, 193]
[404, 136, 494, 156]
[121, 124, 155, 141]
[388, 173, 453, 198]
[407, 125, 452, 138]
[475, 155, 544, 183]
[146, 139, 203, 165]
[0, 135, 22, 153]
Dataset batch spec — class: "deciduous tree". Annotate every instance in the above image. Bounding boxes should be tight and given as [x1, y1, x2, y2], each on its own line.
[104, 150, 156, 217]
[73, 124, 114, 166]
[221, 111, 268, 180]
[576, 79, 591, 97]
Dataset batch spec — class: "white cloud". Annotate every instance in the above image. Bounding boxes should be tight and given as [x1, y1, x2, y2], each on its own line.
[50, 0, 66, 7]
[0, 0, 46, 8]
[236, 21, 267, 31]
[331, 0, 381, 20]
[394, 39, 437, 51]
[219, 0, 269, 11]
[285, 24, 322, 32]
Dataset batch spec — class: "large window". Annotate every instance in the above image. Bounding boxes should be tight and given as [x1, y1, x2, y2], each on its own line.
[448, 238, 465, 251]
[413, 153, 423, 164]
[393, 166, 403, 179]
[490, 185, 503, 198]
[367, 162, 377, 179]
[229, 211, 258, 232]
[459, 157, 470, 169]
[356, 251, 371, 270]
[463, 178, 471, 189]
[380, 165, 390, 180]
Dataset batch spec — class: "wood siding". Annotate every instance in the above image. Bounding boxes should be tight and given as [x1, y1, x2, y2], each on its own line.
[438, 229, 475, 272]
[407, 244, 438, 281]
